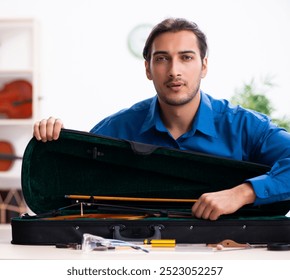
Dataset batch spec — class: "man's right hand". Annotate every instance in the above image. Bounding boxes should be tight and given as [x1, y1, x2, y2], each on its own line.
[33, 117, 63, 142]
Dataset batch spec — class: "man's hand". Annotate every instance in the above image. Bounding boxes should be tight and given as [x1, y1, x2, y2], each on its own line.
[191, 183, 256, 220]
[33, 117, 63, 142]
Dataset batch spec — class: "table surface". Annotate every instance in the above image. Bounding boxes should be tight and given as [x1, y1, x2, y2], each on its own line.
[1, 224, 290, 260]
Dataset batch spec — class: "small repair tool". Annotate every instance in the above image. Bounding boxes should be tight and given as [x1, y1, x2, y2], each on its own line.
[208, 239, 290, 251]
[82, 233, 149, 253]
[144, 239, 176, 247]
[55, 243, 82, 250]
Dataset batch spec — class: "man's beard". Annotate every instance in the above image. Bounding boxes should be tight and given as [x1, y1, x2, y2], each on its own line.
[158, 79, 201, 106]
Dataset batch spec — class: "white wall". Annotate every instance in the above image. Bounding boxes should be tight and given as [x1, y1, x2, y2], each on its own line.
[0, 0, 289, 132]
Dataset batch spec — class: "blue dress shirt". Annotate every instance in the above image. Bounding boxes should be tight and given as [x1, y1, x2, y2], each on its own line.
[90, 91, 290, 206]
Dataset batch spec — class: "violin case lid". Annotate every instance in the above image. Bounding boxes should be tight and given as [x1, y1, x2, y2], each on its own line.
[20, 128, 290, 215]
[11, 128, 290, 245]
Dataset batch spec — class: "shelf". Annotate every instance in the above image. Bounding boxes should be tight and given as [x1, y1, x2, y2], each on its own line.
[0, 20, 34, 71]
[0, 172, 21, 189]
[0, 18, 38, 191]
[0, 70, 33, 77]
[0, 119, 34, 126]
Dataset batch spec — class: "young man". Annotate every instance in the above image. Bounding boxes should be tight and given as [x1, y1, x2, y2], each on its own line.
[34, 18, 290, 220]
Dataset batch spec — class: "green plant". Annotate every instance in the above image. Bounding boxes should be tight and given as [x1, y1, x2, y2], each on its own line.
[230, 77, 290, 131]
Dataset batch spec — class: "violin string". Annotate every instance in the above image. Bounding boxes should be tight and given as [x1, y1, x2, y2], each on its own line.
[26, 201, 192, 219]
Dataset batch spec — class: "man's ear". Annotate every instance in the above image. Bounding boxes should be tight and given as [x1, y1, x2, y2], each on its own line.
[145, 60, 152, 80]
[201, 57, 208, 79]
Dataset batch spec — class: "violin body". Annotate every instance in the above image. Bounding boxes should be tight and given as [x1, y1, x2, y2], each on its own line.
[0, 141, 22, 171]
[0, 141, 15, 171]
[0, 80, 32, 119]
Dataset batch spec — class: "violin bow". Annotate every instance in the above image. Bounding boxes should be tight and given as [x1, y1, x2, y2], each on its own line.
[65, 194, 198, 204]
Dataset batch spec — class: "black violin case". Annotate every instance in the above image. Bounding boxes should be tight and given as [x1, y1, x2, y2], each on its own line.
[11, 129, 290, 245]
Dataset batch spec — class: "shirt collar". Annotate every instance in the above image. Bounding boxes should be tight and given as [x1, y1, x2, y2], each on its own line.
[139, 92, 218, 138]
[192, 91, 218, 138]
[139, 96, 167, 134]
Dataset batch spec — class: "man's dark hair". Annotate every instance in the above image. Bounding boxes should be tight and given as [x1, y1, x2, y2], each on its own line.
[143, 18, 208, 62]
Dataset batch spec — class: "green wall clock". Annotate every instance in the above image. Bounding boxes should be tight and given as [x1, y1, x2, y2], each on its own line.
[127, 24, 153, 59]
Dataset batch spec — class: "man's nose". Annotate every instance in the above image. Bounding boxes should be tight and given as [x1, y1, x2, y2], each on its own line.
[168, 59, 182, 78]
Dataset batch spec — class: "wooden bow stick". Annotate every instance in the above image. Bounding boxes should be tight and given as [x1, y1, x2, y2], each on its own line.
[65, 194, 198, 203]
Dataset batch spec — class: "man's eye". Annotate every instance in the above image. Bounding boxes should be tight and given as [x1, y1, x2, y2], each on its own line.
[155, 56, 168, 62]
[182, 55, 193, 61]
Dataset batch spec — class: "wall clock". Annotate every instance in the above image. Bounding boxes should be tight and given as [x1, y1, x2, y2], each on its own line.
[127, 24, 153, 59]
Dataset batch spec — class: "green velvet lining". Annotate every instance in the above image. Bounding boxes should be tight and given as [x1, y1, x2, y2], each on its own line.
[21, 129, 290, 217]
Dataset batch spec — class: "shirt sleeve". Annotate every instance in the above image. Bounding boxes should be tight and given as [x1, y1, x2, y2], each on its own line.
[246, 122, 290, 205]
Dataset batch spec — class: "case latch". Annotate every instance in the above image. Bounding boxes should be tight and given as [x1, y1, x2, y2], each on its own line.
[87, 147, 104, 159]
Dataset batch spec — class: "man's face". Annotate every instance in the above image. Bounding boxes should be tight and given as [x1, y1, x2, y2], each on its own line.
[145, 30, 207, 106]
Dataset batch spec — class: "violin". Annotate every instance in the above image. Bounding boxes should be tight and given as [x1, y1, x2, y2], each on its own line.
[0, 141, 22, 171]
[23, 200, 193, 221]
[0, 80, 32, 119]
[43, 213, 148, 221]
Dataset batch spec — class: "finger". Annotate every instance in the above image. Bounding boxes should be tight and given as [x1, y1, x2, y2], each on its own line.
[193, 203, 220, 220]
[52, 118, 63, 140]
[33, 121, 42, 140]
[208, 208, 221, 221]
[191, 200, 206, 219]
[200, 205, 213, 220]
[191, 200, 200, 215]
[46, 117, 57, 141]
[199, 199, 223, 220]
[39, 119, 49, 142]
